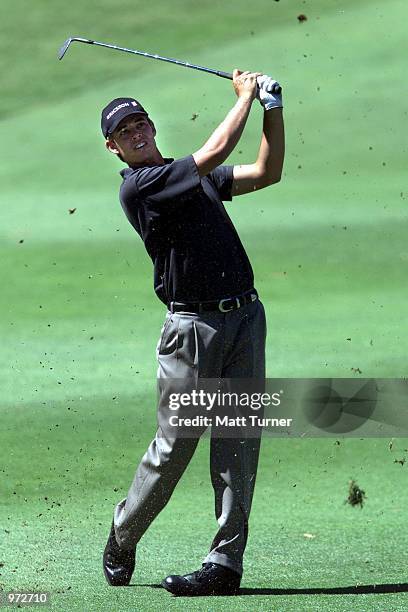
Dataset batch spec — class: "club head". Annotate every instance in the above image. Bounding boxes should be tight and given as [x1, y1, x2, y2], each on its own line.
[58, 37, 94, 60]
[58, 38, 73, 60]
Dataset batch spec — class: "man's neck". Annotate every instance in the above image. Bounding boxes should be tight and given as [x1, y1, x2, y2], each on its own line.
[130, 149, 165, 169]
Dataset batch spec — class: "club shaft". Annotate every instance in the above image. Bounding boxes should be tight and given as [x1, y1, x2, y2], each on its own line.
[74, 38, 232, 80]
[59, 37, 282, 94]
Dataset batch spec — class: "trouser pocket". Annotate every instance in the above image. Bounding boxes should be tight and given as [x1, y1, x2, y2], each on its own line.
[157, 315, 200, 371]
[156, 314, 179, 358]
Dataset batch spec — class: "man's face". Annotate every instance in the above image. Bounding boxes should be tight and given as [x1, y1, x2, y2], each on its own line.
[106, 114, 157, 166]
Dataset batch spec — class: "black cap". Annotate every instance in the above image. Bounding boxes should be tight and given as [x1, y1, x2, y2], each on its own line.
[101, 97, 148, 138]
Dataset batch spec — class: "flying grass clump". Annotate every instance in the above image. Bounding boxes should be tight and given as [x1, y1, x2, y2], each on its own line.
[346, 479, 366, 508]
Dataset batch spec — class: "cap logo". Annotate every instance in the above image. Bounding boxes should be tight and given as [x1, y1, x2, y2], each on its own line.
[131, 101, 138, 106]
[106, 102, 131, 121]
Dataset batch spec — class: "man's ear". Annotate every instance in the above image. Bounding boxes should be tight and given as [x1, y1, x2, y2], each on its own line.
[105, 138, 119, 155]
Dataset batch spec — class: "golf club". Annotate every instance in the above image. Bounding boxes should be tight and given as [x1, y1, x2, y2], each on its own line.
[57, 36, 281, 93]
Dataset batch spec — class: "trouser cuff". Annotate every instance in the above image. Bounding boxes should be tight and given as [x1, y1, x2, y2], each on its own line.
[202, 552, 243, 577]
[113, 499, 138, 551]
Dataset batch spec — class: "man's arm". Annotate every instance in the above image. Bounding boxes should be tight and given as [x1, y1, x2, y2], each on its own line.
[193, 70, 261, 178]
[232, 107, 285, 196]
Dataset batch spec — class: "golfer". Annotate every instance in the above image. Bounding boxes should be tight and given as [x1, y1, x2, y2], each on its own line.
[101, 69, 285, 596]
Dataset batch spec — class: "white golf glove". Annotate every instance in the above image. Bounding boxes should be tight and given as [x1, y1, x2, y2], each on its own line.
[256, 75, 283, 110]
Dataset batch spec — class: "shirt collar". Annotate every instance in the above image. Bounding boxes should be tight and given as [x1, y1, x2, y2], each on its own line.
[120, 157, 174, 178]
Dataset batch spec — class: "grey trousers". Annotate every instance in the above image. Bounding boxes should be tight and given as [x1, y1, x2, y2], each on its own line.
[113, 298, 266, 576]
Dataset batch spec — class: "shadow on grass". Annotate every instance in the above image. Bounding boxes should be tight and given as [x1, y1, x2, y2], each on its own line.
[135, 583, 408, 596]
[239, 583, 408, 596]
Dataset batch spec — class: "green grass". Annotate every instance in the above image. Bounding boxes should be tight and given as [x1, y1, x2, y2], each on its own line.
[1, 0, 408, 609]
[2, 406, 408, 610]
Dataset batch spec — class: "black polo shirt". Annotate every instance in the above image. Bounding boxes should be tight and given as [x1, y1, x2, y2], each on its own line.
[119, 154, 254, 305]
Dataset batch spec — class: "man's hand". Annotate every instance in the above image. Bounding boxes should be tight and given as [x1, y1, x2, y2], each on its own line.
[233, 69, 263, 102]
[256, 75, 283, 110]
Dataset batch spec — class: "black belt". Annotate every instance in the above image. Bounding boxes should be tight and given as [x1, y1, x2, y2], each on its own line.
[168, 289, 258, 314]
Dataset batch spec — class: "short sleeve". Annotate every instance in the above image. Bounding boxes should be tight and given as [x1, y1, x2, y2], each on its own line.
[207, 165, 234, 201]
[122, 155, 201, 204]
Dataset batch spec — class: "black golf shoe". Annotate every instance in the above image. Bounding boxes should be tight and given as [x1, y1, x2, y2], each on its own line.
[103, 522, 135, 586]
[162, 562, 241, 596]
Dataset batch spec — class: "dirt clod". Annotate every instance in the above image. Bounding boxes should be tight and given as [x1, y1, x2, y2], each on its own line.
[346, 479, 366, 508]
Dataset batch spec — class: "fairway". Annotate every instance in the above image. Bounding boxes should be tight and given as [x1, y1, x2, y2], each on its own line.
[1, 0, 407, 610]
